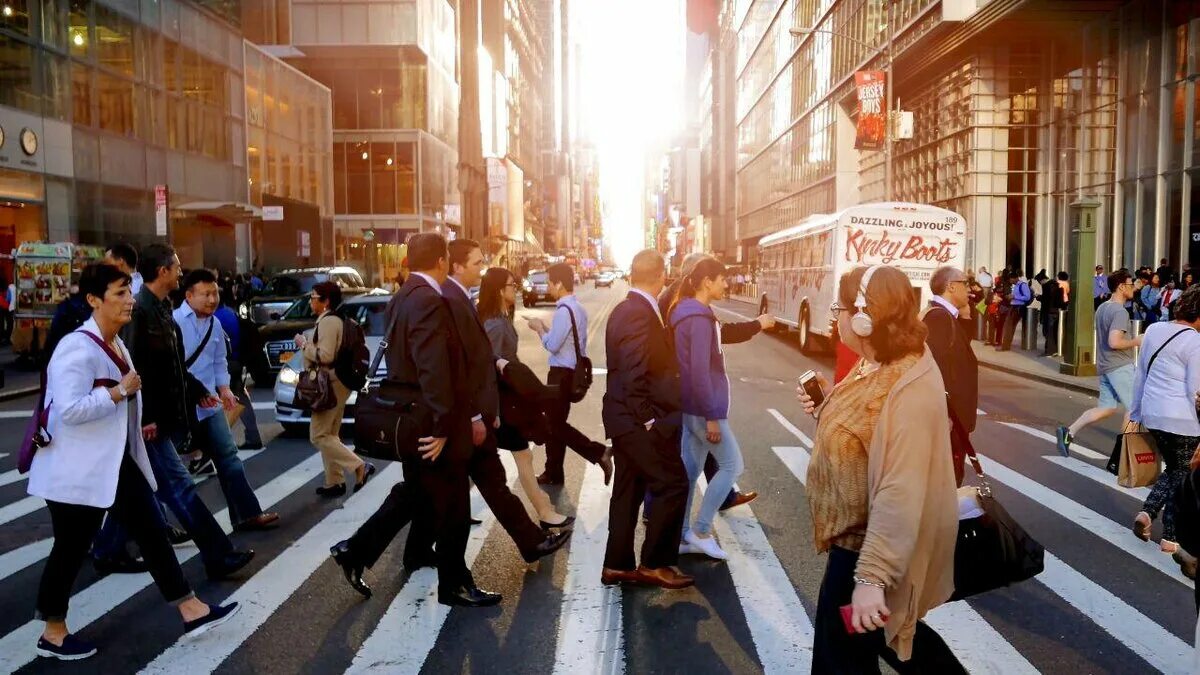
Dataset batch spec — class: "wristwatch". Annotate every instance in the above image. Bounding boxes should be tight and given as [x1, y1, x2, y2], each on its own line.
[117, 384, 128, 399]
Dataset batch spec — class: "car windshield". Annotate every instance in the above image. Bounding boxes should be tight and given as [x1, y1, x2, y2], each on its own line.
[528, 273, 548, 283]
[281, 296, 315, 320]
[339, 301, 389, 336]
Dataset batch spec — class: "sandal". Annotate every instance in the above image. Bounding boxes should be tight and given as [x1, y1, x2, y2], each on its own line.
[1133, 512, 1152, 541]
[1161, 539, 1179, 554]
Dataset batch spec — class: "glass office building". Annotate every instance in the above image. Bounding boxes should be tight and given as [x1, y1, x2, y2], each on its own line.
[724, 0, 1200, 277]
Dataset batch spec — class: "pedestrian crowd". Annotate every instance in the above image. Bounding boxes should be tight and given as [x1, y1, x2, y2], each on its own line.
[18, 231, 1200, 671]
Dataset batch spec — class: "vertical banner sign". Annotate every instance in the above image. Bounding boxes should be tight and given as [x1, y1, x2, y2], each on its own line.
[154, 185, 169, 237]
[297, 230, 311, 258]
[854, 71, 887, 150]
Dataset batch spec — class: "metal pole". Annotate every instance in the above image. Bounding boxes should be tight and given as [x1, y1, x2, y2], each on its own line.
[1131, 318, 1143, 364]
[1022, 307, 1037, 350]
[1056, 308, 1066, 357]
[884, 0, 894, 202]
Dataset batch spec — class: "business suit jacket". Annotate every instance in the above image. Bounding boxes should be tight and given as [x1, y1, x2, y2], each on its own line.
[923, 303, 979, 433]
[442, 279, 500, 424]
[28, 318, 156, 508]
[382, 274, 467, 447]
[603, 291, 682, 440]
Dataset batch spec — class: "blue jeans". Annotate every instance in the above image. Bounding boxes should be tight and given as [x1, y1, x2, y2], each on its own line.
[94, 434, 235, 569]
[193, 412, 264, 525]
[681, 415, 743, 538]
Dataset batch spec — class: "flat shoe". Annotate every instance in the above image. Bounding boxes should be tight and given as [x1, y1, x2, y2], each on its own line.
[1133, 512, 1152, 541]
[316, 483, 346, 498]
[354, 463, 377, 492]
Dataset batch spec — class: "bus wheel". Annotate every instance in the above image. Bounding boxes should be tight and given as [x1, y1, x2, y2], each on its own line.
[758, 296, 768, 316]
[798, 307, 815, 354]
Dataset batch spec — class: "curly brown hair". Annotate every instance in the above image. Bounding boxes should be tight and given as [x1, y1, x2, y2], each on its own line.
[837, 265, 928, 363]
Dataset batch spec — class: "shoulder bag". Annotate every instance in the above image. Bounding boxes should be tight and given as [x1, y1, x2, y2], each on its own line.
[562, 305, 592, 403]
[183, 319, 215, 369]
[950, 422, 1045, 600]
[293, 317, 336, 412]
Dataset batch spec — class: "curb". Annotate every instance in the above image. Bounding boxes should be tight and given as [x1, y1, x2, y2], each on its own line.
[0, 385, 39, 402]
[976, 359, 1100, 397]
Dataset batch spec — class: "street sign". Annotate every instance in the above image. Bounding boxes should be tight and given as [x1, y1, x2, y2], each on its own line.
[263, 205, 284, 221]
[154, 185, 168, 236]
[297, 230, 310, 257]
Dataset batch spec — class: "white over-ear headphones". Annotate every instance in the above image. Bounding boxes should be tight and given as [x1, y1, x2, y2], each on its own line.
[851, 265, 884, 337]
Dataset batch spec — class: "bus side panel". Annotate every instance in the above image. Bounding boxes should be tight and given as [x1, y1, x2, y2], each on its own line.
[837, 219, 968, 310]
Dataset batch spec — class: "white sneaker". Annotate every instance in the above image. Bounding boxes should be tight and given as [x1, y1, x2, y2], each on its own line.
[678, 541, 701, 555]
[685, 531, 728, 560]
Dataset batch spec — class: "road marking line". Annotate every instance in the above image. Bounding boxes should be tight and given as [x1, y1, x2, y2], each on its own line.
[1042, 455, 1150, 501]
[1037, 551, 1193, 675]
[0, 450, 263, 527]
[0, 402, 274, 418]
[767, 409, 813, 447]
[769, 444, 1037, 674]
[976, 452, 1190, 588]
[552, 462, 624, 675]
[0, 452, 325, 673]
[698, 476, 814, 673]
[140, 461, 405, 673]
[0, 539, 53, 584]
[347, 453, 520, 675]
[977, 408, 987, 416]
[998, 422, 1107, 461]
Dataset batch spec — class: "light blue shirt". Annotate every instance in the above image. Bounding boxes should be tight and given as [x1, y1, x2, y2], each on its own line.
[543, 294, 588, 369]
[173, 303, 230, 421]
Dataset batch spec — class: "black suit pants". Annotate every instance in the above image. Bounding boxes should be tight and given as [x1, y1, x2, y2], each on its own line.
[544, 367, 604, 478]
[604, 425, 688, 570]
[345, 439, 471, 592]
[407, 431, 545, 564]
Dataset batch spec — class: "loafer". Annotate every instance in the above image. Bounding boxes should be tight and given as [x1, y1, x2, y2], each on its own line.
[536, 472, 564, 486]
[167, 526, 192, 547]
[234, 512, 280, 532]
[316, 483, 347, 498]
[470, 517, 483, 526]
[539, 516, 576, 531]
[438, 583, 502, 607]
[183, 602, 240, 638]
[94, 555, 148, 575]
[354, 463, 377, 493]
[330, 540, 371, 598]
[522, 530, 572, 564]
[634, 565, 695, 590]
[206, 549, 255, 580]
[719, 490, 758, 512]
[35, 634, 97, 661]
[600, 567, 641, 586]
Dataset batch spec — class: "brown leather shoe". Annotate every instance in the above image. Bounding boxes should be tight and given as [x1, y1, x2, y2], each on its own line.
[234, 513, 280, 532]
[600, 567, 640, 586]
[719, 490, 758, 512]
[634, 565, 695, 590]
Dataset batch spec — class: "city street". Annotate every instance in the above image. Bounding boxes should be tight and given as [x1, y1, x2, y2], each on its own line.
[0, 282, 1194, 674]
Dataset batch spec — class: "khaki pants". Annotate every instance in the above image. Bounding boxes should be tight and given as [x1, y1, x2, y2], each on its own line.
[310, 376, 363, 487]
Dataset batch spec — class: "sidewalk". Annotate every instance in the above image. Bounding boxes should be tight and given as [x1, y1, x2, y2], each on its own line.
[724, 294, 1100, 397]
[0, 346, 41, 402]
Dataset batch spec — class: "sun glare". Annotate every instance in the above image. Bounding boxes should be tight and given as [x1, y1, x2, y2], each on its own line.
[580, 0, 686, 268]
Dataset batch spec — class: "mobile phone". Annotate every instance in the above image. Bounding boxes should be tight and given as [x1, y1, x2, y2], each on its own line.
[798, 370, 825, 408]
[839, 604, 856, 634]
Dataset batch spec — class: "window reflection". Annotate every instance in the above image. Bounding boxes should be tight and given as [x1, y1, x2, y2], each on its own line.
[68, 0, 89, 58]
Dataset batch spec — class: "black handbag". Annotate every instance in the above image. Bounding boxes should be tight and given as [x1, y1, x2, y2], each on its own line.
[949, 422, 1045, 601]
[563, 305, 592, 403]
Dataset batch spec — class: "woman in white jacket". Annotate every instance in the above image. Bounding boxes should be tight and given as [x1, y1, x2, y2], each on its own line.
[27, 264, 239, 661]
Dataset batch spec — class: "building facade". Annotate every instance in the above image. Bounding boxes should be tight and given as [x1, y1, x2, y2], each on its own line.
[712, 0, 1200, 281]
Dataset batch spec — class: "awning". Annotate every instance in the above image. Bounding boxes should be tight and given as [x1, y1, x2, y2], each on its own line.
[173, 201, 263, 222]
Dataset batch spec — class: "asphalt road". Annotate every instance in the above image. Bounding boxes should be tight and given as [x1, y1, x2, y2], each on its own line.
[0, 282, 1193, 674]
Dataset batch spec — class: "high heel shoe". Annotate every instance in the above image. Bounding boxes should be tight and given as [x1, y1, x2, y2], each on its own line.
[539, 516, 576, 531]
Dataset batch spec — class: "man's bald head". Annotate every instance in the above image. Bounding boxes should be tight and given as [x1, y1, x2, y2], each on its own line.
[630, 249, 666, 295]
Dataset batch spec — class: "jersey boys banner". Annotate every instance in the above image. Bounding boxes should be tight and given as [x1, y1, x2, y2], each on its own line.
[855, 71, 887, 150]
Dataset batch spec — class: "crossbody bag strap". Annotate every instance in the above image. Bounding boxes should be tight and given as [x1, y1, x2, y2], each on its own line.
[183, 319, 215, 368]
[1146, 327, 1194, 374]
[78, 330, 131, 375]
[562, 305, 583, 362]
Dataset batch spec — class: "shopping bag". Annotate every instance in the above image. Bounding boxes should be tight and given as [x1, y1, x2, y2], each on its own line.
[224, 401, 245, 429]
[1118, 422, 1161, 488]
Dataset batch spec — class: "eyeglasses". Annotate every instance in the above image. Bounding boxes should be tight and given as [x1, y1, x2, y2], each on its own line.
[504, 282, 519, 289]
[830, 301, 846, 315]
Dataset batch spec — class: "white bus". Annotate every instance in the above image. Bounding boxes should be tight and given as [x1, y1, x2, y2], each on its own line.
[756, 202, 968, 353]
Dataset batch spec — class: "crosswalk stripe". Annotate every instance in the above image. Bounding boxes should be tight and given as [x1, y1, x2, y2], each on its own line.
[347, 452, 520, 674]
[699, 477, 814, 672]
[552, 463, 624, 675]
[998, 421, 1107, 461]
[0, 403, 274, 419]
[767, 408, 813, 447]
[1042, 455, 1150, 501]
[0, 449, 264, 492]
[0, 450, 264, 528]
[768, 441, 1039, 674]
[0, 452, 325, 672]
[976, 451, 1190, 588]
[140, 462, 405, 673]
[0, 539, 53, 585]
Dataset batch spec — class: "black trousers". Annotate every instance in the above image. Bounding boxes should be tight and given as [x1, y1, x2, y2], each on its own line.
[407, 431, 546, 563]
[37, 456, 193, 621]
[543, 367, 605, 479]
[1041, 308, 1060, 355]
[604, 425, 689, 570]
[812, 546, 965, 674]
[345, 434, 472, 592]
[999, 306, 1024, 349]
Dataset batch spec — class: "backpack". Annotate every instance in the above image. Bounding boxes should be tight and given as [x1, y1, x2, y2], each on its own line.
[237, 316, 262, 364]
[329, 315, 370, 391]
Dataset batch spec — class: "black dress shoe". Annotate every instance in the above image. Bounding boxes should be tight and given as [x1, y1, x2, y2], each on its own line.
[206, 549, 255, 580]
[438, 583, 502, 607]
[539, 516, 576, 531]
[522, 530, 572, 563]
[329, 540, 371, 598]
[93, 555, 148, 575]
[354, 463, 377, 493]
[316, 483, 347, 498]
[166, 526, 192, 547]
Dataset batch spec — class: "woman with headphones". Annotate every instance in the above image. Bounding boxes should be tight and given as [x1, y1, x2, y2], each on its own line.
[796, 265, 963, 672]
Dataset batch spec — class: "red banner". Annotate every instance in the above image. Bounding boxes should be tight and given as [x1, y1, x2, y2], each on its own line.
[855, 71, 887, 150]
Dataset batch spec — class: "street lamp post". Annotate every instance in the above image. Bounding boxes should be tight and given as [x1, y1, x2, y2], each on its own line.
[791, 0, 895, 201]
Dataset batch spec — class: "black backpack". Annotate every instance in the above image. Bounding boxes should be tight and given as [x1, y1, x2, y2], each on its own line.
[329, 316, 370, 391]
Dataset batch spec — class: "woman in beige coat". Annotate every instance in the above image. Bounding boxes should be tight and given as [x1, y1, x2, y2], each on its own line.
[797, 265, 962, 672]
[294, 281, 373, 497]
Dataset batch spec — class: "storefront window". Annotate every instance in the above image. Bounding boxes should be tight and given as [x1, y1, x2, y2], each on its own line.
[42, 0, 68, 48]
[0, 34, 38, 114]
[346, 140, 370, 214]
[96, 70, 133, 135]
[371, 141, 395, 213]
[397, 140, 415, 214]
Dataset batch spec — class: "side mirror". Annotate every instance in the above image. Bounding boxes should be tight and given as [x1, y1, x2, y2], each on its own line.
[269, 312, 281, 320]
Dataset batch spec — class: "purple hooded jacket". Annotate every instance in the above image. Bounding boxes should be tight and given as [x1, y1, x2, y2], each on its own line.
[669, 297, 731, 421]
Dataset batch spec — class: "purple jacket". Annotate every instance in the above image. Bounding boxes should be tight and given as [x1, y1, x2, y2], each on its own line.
[670, 298, 730, 421]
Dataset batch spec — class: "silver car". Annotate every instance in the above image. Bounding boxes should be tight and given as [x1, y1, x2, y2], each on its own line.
[274, 293, 390, 435]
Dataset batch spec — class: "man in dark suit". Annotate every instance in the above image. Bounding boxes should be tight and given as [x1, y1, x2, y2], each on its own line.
[403, 238, 571, 566]
[601, 249, 693, 590]
[329, 233, 499, 607]
[924, 266, 979, 487]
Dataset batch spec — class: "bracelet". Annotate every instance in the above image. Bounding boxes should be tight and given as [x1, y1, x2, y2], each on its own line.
[853, 575, 886, 589]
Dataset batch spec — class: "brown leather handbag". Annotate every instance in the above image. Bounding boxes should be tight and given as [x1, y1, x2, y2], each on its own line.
[293, 322, 337, 412]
